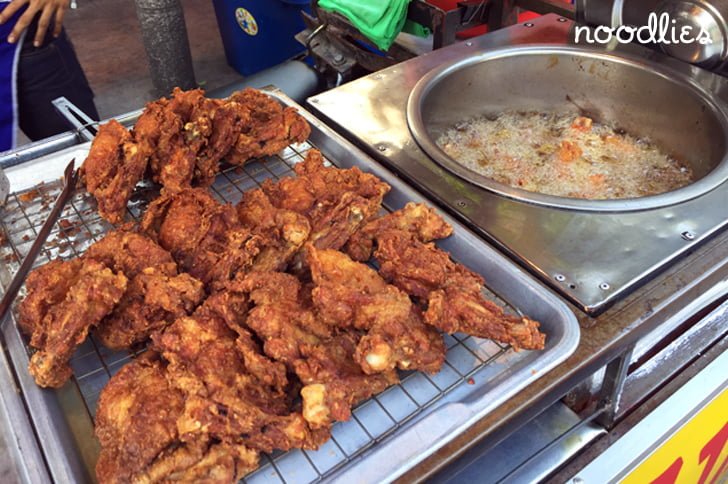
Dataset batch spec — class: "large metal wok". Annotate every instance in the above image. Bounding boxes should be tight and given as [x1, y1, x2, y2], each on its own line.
[407, 46, 728, 211]
[309, 14, 728, 313]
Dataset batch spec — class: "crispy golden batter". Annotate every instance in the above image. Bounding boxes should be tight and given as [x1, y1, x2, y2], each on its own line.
[237, 188, 311, 272]
[81, 120, 148, 224]
[236, 271, 399, 429]
[24, 260, 127, 388]
[96, 268, 205, 350]
[153, 285, 328, 453]
[308, 246, 445, 375]
[95, 353, 259, 484]
[375, 231, 546, 350]
[225, 88, 310, 165]
[84, 230, 205, 350]
[346, 202, 453, 261]
[142, 188, 261, 291]
[83, 88, 311, 224]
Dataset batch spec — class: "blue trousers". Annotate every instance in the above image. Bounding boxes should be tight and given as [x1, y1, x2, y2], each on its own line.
[17, 27, 99, 141]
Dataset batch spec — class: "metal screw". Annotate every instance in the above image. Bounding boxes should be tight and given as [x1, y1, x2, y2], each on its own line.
[456, 200, 468, 208]
[572, 478, 584, 484]
[524, 22, 535, 28]
[310, 98, 319, 104]
[465, 41, 473, 46]
[557, 17, 568, 22]
[333, 53, 345, 65]
[555, 274, 566, 282]
[681, 231, 695, 241]
[377, 144, 387, 152]
[373, 74, 383, 80]
[599, 282, 611, 291]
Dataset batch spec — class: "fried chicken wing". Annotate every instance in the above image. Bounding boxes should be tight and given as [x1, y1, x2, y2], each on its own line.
[96, 268, 205, 350]
[153, 285, 328, 453]
[225, 88, 310, 165]
[237, 188, 311, 272]
[374, 231, 546, 350]
[142, 188, 261, 291]
[307, 246, 445, 375]
[81, 119, 147, 224]
[95, 353, 260, 484]
[236, 271, 399, 429]
[23, 260, 127, 387]
[81, 230, 206, 350]
[345, 202, 454, 261]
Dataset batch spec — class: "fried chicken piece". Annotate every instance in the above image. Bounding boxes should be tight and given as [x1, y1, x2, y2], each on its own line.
[83, 229, 178, 278]
[153, 286, 328, 453]
[81, 119, 148, 224]
[307, 246, 445, 375]
[236, 271, 399, 429]
[258, 150, 391, 271]
[345, 202, 454, 261]
[95, 268, 205, 350]
[225, 88, 310, 165]
[95, 353, 259, 484]
[80, 230, 206, 350]
[142, 188, 261, 291]
[237, 188, 311, 272]
[374, 231, 546, 350]
[22, 260, 127, 387]
[18, 258, 83, 336]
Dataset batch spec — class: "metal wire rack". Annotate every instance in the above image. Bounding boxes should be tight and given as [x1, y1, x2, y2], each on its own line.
[1, 141, 521, 483]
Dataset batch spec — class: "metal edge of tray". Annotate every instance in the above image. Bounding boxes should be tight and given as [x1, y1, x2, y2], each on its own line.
[0, 88, 580, 484]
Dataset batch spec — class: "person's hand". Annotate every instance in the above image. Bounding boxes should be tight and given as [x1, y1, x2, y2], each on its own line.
[0, 0, 70, 47]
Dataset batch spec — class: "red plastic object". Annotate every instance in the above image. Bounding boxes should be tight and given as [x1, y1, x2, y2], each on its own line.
[424, 1, 564, 39]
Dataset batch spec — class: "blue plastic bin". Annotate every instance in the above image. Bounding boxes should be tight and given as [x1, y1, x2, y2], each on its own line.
[212, 0, 310, 76]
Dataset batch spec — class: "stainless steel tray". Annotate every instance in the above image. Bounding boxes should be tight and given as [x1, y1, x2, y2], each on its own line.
[0, 90, 579, 483]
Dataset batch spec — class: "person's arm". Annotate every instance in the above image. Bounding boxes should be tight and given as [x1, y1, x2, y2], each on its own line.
[0, 0, 70, 47]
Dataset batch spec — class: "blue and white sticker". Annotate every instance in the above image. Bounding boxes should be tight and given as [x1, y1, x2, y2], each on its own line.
[235, 7, 258, 36]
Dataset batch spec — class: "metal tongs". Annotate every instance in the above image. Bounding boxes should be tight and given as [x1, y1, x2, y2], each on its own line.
[0, 159, 78, 325]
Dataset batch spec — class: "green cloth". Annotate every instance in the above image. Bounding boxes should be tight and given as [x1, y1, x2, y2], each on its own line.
[318, 0, 410, 51]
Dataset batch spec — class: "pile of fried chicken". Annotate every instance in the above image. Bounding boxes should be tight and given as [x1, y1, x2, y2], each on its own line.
[17, 89, 546, 483]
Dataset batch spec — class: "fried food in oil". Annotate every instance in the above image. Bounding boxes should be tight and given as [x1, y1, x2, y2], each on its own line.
[307, 246, 446, 375]
[152, 284, 328, 453]
[22, 260, 127, 388]
[345, 202, 453, 261]
[81, 119, 148, 224]
[95, 353, 259, 484]
[374, 231, 546, 350]
[142, 188, 261, 291]
[237, 271, 399, 428]
[237, 188, 311, 272]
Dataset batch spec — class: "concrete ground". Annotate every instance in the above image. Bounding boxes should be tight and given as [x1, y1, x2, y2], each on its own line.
[17, 0, 243, 144]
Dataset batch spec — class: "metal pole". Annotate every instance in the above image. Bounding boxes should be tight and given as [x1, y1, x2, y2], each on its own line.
[134, 0, 197, 97]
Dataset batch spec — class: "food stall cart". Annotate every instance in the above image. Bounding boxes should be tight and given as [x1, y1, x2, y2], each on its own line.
[0, 1, 726, 483]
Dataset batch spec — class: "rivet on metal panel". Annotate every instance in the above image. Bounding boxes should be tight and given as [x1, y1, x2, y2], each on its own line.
[465, 41, 473, 46]
[377, 144, 388, 152]
[557, 17, 568, 22]
[572, 477, 585, 484]
[555, 274, 566, 282]
[599, 282, 611, 291]
[524, 22, 535, 27]
[310, 98, 319, 104]
[681, 231, 696, 241]
[374, 74, 383, 80]
[455, 199, 468, 208]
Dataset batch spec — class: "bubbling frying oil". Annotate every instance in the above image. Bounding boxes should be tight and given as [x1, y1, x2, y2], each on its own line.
[435, 111, 694, 199]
